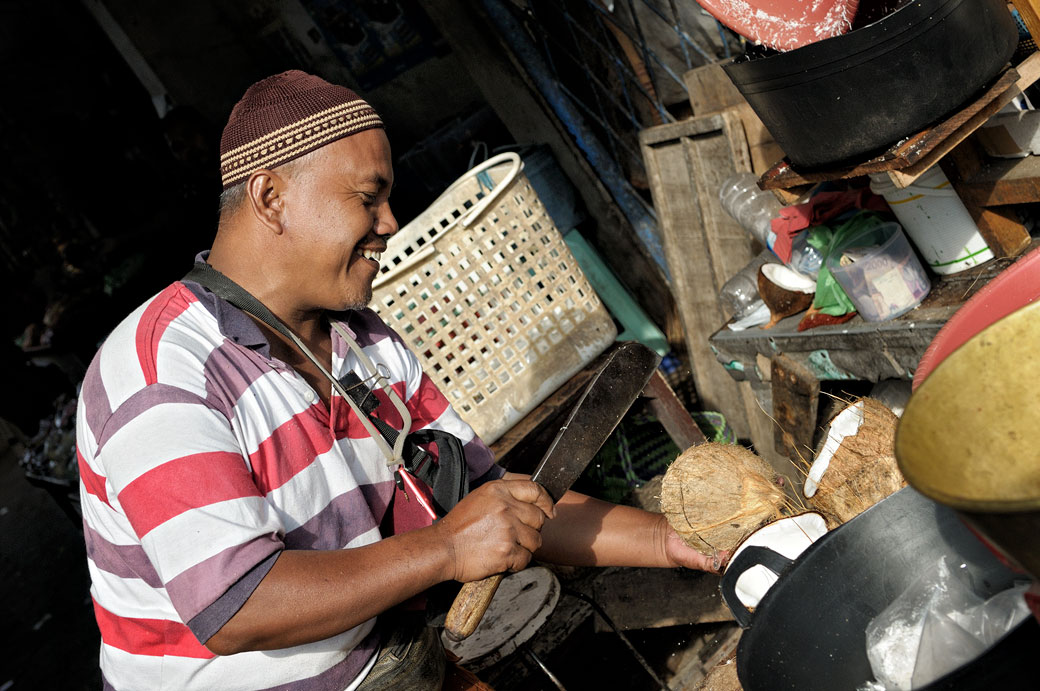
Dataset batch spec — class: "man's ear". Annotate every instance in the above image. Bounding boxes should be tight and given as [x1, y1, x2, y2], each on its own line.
[246, 169, 287, 235]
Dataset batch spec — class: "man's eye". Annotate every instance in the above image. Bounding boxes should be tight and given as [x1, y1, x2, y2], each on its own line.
[360, 193, 376, 206]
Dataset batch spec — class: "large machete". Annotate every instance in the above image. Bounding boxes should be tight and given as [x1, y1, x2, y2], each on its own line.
[443, 341, 661, 641]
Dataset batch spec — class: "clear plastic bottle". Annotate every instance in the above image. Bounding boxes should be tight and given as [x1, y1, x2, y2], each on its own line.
[720, 173, 822, 279]
[789, 231, 823, 278]
[719, 173, 782, 251]
[719, 268, 760, 319]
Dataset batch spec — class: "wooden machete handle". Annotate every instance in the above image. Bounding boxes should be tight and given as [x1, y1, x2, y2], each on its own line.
[443, 573, 506, 641]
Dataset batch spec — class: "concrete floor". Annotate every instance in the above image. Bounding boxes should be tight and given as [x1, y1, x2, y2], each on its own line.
[1, 448, 100, 689]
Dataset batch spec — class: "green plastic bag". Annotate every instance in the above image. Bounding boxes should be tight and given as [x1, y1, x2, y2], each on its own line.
[807, 212, 888, 316]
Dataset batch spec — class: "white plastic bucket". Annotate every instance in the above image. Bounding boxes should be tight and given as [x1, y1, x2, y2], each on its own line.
[869, 167, 993, 275]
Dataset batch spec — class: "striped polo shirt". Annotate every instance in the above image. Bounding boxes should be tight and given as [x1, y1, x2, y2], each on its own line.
[76, 276, 501, 691]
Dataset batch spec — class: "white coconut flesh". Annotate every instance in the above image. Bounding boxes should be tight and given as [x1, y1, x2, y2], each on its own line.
[804, 400, 865, 498]
[761, 263, 816, 294]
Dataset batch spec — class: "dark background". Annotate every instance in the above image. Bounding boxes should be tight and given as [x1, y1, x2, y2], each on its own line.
[0, 2, 521, 687]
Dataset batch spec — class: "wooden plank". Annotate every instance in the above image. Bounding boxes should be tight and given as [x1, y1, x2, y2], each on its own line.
[739, 381, 795, 482]
[640, 114, 756, 438]
[643, 370, 708, 450]
[885, 63, 1038, 188]
[640, 112, 731, 145]
[953, 151, 1040, 207]
[681, 58, 785, 175]
[673, 626, 743, 691]
[770, 183, 815, 206]
[941, 144, 1032, 258]
[770, 354, 819, 462]
[961, 204, 1031, 258]
[1012, 0, 1040, 47]
[688, 111, 757, 289]
[589, 567, 732, 631]
[732, 103, 785, 176]
[683, 61, 743, 116]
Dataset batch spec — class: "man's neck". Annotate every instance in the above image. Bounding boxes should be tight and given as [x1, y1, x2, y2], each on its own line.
[208, 239, 326, 349]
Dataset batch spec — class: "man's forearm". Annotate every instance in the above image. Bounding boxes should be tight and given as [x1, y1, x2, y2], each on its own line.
[536, 489, 674, 567]
[206, 478, 555, 655]
[502, 471, 673, 568]
[206, 526, 453, 654]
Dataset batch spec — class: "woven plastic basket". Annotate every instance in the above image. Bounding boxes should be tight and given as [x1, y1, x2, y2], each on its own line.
[372, 153, 617, 443]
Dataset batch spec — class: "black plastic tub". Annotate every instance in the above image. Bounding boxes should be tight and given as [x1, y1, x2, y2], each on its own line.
[723, 0, 1018, 169]
[731, 488, 1039, 690]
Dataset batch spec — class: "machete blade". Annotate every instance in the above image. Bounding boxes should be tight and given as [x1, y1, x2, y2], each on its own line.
[530, 341, 661, 502]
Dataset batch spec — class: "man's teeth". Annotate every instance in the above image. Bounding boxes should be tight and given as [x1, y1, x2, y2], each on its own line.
[358, 249, 381, 261]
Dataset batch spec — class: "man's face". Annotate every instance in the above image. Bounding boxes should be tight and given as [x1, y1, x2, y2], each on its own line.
[278, 129, 397, 312]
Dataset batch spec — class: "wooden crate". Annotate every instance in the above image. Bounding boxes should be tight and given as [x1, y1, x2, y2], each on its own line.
[639, 112, 780, 465]
[683, 62, 785, 177]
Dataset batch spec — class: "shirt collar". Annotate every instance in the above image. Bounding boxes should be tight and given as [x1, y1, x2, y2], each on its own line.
[186, 250, 270, 354]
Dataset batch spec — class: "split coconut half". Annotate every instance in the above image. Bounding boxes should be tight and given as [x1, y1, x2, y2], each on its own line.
[757, 263, 815, 329]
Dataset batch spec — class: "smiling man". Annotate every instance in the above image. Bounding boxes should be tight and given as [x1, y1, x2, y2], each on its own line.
[76, 71, 719, 691]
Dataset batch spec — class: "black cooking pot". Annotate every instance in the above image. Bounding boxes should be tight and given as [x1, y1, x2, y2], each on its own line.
[726, 487, 1039, 690]
[723, 0, 1019, 169]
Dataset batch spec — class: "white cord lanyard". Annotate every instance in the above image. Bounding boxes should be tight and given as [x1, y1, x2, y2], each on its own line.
[273, 316, 413, 468]
[330, 321, 414, 468]
[278, 321, 436, 518]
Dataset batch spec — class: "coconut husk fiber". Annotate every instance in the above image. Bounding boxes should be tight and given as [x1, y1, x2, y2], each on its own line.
[696, 655, 742, 691]
[806, 397, 905, 526]
[661, 443, 788, 553]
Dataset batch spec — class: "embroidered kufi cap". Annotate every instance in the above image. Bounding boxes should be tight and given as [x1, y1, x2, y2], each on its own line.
[219, 70, 383, 189]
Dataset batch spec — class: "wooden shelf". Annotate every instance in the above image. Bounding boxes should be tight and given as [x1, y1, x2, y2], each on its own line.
[707, 248, 1036, 387]
[955, 154, 1040, 207]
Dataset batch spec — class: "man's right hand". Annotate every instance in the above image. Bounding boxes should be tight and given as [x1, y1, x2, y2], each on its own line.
[432, 479, 555, 583]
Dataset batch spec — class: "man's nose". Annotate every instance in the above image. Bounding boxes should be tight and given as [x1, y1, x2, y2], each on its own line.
[377, 203, 399, 237]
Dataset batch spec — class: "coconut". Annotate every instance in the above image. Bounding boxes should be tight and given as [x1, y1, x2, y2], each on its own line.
[757, 264, 814, 329]
[661, 443, 788, 553]
[696, 656, 741, 691]
[803, 397, 905, 526]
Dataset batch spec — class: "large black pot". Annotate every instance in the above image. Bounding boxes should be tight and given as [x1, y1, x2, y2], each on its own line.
[728, 487, 1039, 690]
[723, 0, 1018, 169]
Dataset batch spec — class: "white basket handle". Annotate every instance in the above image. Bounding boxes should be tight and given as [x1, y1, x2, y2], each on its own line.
[455, 152, 524, 228]
[372, 153, 523, 290]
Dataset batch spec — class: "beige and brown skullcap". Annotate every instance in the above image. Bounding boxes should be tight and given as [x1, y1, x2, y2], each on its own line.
[219, 70, 383, 189]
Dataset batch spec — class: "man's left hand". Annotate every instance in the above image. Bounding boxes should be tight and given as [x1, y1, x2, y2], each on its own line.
[659, 516, 729, 574]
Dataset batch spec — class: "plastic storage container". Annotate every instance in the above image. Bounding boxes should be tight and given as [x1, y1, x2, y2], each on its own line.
[869, 167, 993, 274]
[827, 222, 930, 322]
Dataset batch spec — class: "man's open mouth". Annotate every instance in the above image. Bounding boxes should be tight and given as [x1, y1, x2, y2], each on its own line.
[356, 248, 382, 263]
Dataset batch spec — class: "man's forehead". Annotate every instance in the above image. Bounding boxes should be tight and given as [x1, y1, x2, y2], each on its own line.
[328, 131, 393, 184]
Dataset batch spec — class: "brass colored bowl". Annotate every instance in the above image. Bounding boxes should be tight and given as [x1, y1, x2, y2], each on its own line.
[896, 299, 1040, 513]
